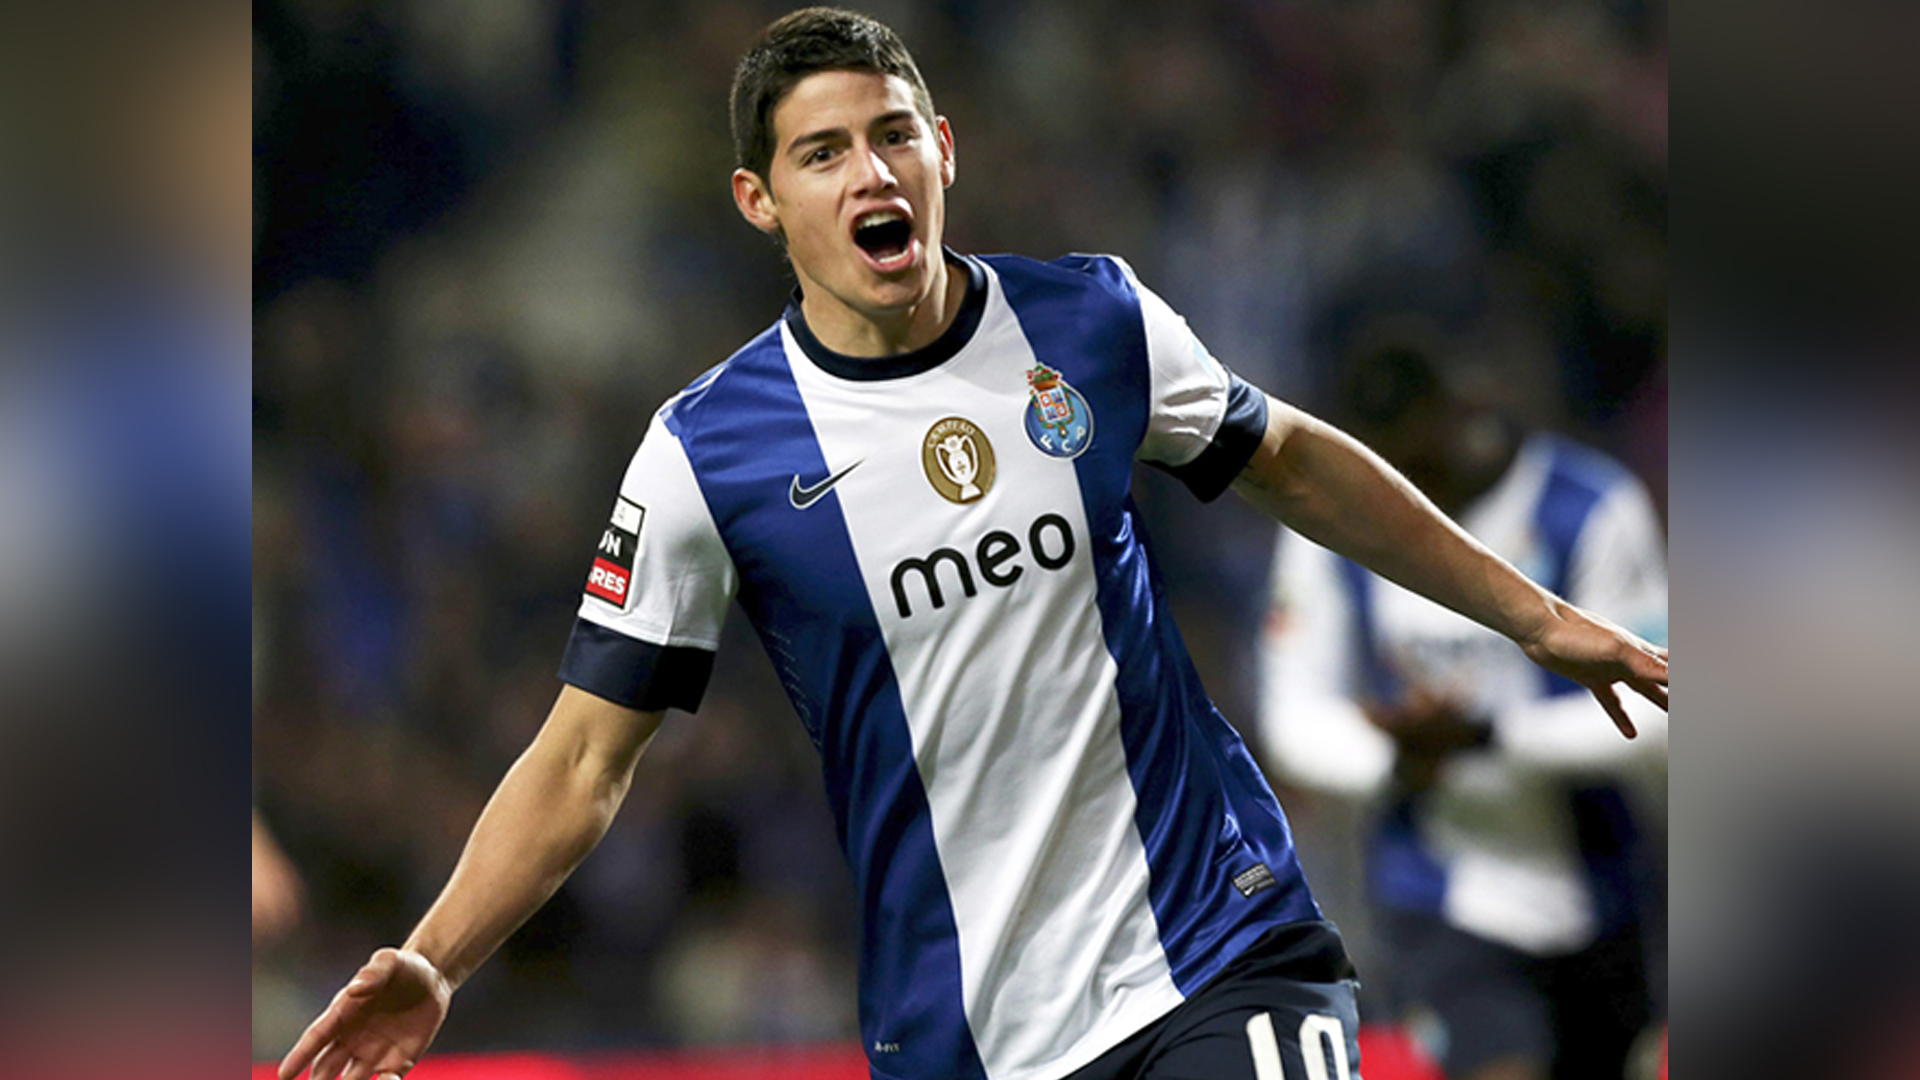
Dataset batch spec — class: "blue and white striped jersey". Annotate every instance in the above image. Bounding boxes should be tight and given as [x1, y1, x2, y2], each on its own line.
[561, 252, 1328, 1080]
[1259, 433, 1669, 956]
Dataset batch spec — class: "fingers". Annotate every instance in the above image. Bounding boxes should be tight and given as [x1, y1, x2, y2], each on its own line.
[1591, 682, 1637, 739]
[278, 1041, 316, 1079]
[281, 1007, 341, 1079]
[1631, 677, 1670, 711]
[307, 1041, 353, 1080]
[282, 957, 392, 1080]
[286, 1034, 406, 1080]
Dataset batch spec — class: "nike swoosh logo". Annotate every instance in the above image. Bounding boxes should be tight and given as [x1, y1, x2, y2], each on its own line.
[789, 460, 863, 509]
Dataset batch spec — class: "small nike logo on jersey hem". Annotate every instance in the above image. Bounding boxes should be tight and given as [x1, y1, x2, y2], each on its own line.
[789, 460, 863, 509]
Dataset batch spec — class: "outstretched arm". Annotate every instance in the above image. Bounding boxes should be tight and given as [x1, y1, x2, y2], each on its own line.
[1232, 395, 1668, 736]
[279, 685, 664, 1080]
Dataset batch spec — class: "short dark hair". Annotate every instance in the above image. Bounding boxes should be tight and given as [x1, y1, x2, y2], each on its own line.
[1336, 319, 1450, 433]
[729, 7, 936, 180]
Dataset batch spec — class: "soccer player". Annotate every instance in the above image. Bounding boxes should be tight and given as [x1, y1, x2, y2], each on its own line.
[279, 10, 1668, 1080]
[1258, 334, 1668, 1080]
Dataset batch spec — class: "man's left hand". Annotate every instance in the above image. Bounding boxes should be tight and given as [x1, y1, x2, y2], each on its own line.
[1518, 603, 1669, 738]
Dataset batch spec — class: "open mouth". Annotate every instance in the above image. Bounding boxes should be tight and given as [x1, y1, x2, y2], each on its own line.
[853, 210, 915, 268]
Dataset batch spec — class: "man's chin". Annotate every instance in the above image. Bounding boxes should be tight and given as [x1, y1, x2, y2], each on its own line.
[850, 265, 936, 312]
[795, 249, 941, 325]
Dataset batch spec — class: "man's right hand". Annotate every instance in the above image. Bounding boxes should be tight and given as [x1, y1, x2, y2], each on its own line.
[279, 947, 452, 1080]
[278, 688, 660, 1079]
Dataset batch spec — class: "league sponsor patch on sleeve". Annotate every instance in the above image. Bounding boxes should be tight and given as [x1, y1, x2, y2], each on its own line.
[584, 497, 645, 608]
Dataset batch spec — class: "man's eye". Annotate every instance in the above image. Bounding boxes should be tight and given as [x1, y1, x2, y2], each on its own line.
[884, 129, 909, 145]
[807, 146, 834, 164]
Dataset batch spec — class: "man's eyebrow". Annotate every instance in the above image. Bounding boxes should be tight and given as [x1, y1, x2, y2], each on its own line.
[785, 111, 922, 158]
[785, 126, 848, 157]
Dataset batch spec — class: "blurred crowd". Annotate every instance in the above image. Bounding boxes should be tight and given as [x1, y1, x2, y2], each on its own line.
[249, 0, 1667, 1062]
[0, 6, 250, 1075]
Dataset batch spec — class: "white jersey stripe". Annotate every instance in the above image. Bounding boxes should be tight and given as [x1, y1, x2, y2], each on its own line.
[784, 271, 1182, 1079]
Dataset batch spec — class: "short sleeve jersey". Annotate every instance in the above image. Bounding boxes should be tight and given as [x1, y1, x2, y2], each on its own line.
[562, 253, 1325, 1080]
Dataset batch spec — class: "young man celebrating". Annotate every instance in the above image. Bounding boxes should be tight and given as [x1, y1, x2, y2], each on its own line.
[279, 9, 1668, 1080]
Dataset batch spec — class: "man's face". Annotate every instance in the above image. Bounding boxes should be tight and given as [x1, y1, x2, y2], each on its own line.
[734, 70, 954, 322]
[1361, 400, 1463, 509]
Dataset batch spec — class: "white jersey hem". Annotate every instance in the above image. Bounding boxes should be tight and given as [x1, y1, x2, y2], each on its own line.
[998, 981, 1188, 1080]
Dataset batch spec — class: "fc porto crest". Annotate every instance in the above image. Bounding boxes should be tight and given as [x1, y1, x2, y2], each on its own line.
[1024, 363, 1093, 459]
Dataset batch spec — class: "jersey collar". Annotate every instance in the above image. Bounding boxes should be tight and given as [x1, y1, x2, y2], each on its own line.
[783, 250, 987, 382]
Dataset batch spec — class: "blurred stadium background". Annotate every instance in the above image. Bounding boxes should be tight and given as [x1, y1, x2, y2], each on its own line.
[249, 0, 1666, 1073]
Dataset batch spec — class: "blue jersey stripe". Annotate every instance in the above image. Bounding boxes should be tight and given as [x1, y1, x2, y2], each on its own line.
[1533, 437, 1622, 699]
[1337, 543, 1450, 915]
[1532, 441, 1652, 937]
[1338, 557, 1403, 702]
[992, 254, 1320, 997]
[1367, 799, 1450, 914]
[1568, 782, 1648, 935]
[667, 329, 986, 1080]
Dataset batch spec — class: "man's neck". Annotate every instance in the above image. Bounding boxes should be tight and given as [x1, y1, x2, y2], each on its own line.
[797, 256, 967, 358]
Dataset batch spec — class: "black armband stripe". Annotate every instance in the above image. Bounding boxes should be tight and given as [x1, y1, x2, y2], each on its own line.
[558, 618, 716, 713]
[1152, 372, 1269, 503]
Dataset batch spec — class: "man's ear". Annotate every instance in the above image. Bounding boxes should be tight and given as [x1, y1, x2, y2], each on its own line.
[732, 168, 781, 235]
[936, 116, 956, 188]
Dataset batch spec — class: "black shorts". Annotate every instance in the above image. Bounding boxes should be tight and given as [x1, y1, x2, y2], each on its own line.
[1380, 910, 1649, 1080]
[1067, 921, 1364, 1080]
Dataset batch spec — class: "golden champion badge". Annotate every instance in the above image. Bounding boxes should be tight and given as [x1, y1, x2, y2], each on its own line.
[921, 417, 996, 504]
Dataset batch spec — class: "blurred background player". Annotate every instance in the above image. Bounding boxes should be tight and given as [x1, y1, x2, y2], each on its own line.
[1257, 321, 1668, 1080]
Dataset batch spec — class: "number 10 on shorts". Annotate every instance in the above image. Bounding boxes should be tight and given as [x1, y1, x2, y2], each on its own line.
[1246, 1012, 1353, 1080]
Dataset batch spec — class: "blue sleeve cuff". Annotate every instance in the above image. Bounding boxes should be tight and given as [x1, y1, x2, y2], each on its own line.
[558, 619, 716, 713]
[1152, 372, 1269, 503]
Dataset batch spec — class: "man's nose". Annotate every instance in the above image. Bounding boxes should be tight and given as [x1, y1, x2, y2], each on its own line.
[849, 142, 898, 193]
